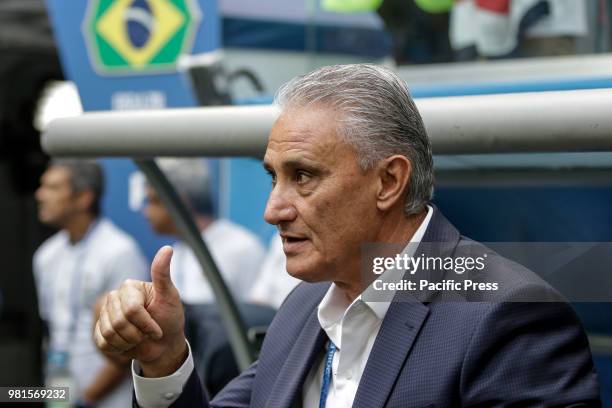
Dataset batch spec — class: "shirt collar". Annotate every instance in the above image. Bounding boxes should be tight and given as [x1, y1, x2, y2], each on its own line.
[63, 217, 102, 248]
[318, 205, 434, 328]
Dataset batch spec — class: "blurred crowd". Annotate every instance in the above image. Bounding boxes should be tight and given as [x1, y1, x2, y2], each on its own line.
[333, 0, 599, 64]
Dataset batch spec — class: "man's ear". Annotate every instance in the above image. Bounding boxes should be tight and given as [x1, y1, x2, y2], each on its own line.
[75, 189, 95, 213]
[376, 155, 411, 212]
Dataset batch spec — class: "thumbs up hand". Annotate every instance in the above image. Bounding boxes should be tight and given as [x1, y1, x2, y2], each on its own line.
[94, 246, 188, 377]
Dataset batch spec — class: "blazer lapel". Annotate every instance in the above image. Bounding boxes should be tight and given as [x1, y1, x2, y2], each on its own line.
[410, 206, 462, 303]
[265, 307, 327, 408]
[353, 206, 459, 407]
[352, 299, 429, 408]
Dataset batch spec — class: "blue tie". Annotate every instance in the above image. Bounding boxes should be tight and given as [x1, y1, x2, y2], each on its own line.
[319, 341, 337, 408]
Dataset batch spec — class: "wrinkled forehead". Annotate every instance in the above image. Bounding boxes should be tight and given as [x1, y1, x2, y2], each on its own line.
[265, 107, 345, 158]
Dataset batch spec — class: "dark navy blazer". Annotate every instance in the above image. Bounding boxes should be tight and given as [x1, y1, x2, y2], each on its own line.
[142, 208, 601, 407]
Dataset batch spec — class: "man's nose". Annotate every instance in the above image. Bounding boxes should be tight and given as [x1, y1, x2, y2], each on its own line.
[264, 188, 297, 225]
[34, 187, 44, 202]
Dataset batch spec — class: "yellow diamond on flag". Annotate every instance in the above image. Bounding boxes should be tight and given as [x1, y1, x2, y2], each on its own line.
[96, 0, 185, 69]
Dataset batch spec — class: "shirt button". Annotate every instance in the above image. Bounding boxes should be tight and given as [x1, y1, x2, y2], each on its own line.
[346, 371, 353, 380]
[164, 392, 175, 400]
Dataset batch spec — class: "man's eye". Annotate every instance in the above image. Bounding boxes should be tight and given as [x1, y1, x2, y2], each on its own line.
[266, 170, 276, 186]
[296, 171, 311, 185]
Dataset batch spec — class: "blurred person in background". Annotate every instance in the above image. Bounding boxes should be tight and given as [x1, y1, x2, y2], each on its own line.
[377, 0, 453, 64]
[33, 159, 148, 407]
[144, 158, 265, 304]
[249, 233, 300, 309]
[450, 0, 588, 60]
[143, 158, 266, 386]
[322, 0, 454, 65]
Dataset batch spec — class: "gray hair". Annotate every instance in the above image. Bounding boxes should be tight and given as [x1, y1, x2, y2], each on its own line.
[275, 64, 434, 216]
[156, 158, 213, 216]
[50, 159, 104, 216]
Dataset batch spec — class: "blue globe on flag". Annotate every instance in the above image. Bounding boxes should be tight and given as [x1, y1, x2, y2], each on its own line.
[124, 0, 154, 49]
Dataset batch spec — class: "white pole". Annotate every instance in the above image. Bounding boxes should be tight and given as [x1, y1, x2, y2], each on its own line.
[43, 105, 279, 158]
[42, 89, 612, 157]
[418, 89, 612, 154]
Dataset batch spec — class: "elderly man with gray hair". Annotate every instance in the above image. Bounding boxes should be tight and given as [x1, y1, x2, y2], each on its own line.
[95, 64, 600, 407]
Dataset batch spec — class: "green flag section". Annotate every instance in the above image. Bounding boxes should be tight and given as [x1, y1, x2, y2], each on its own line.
[415, 0, 453, 14]
[321, 0, 383, 13]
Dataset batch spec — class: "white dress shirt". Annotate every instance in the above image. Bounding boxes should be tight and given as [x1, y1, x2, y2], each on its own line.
[170, 219, 265, 303]
[133, 206, 433, 408]
[34, 218, 148, 408]
[302, 205, 433, 408]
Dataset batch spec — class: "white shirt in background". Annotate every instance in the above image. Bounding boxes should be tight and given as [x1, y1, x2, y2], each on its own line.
[249, 233, 301, 309]
[450, 0, 587, 56]
[34, 218, 148, 408]
[170, 219, 265, 304]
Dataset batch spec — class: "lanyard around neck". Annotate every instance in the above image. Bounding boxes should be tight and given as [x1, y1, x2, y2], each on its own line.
[45, 219, 99, 346]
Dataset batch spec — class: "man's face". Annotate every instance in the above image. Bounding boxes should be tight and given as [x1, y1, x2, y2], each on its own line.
[263, 107, 381, 285]
[35, 165, 79, 227]
[144, 187, 177, 235]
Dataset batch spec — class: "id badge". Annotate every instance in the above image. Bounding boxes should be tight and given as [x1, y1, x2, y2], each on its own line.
[45, 350, 75, 407]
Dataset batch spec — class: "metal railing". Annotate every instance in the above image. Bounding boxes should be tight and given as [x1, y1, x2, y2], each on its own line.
[43, 89, 612, 157]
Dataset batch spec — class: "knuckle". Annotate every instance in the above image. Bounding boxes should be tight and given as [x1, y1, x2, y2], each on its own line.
[106, 290, 118, 305]
[100, 325, 116, 339]
[119, 279, 132, 290]
[94, 331, 104, 348]
[124, 328, 142, 343]
[98, 305, 107, 321]
[97, 338, 109, 350]
[124, 278, 139, 287]
[124, 303, 142, 319]
[110, 314, 127, 331]
[100, 341, 112, 352]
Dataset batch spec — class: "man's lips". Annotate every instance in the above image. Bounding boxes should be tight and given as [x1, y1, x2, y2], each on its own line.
[280, 234, 309, 254]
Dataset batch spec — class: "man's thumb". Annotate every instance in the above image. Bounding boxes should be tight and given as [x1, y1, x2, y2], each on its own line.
[151, 245, 175, 294]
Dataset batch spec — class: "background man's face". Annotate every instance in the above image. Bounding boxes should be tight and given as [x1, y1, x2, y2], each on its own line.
[144, 187, 177, 235]
[263, 107, 381, 285]
[35, 165, 79, 227]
